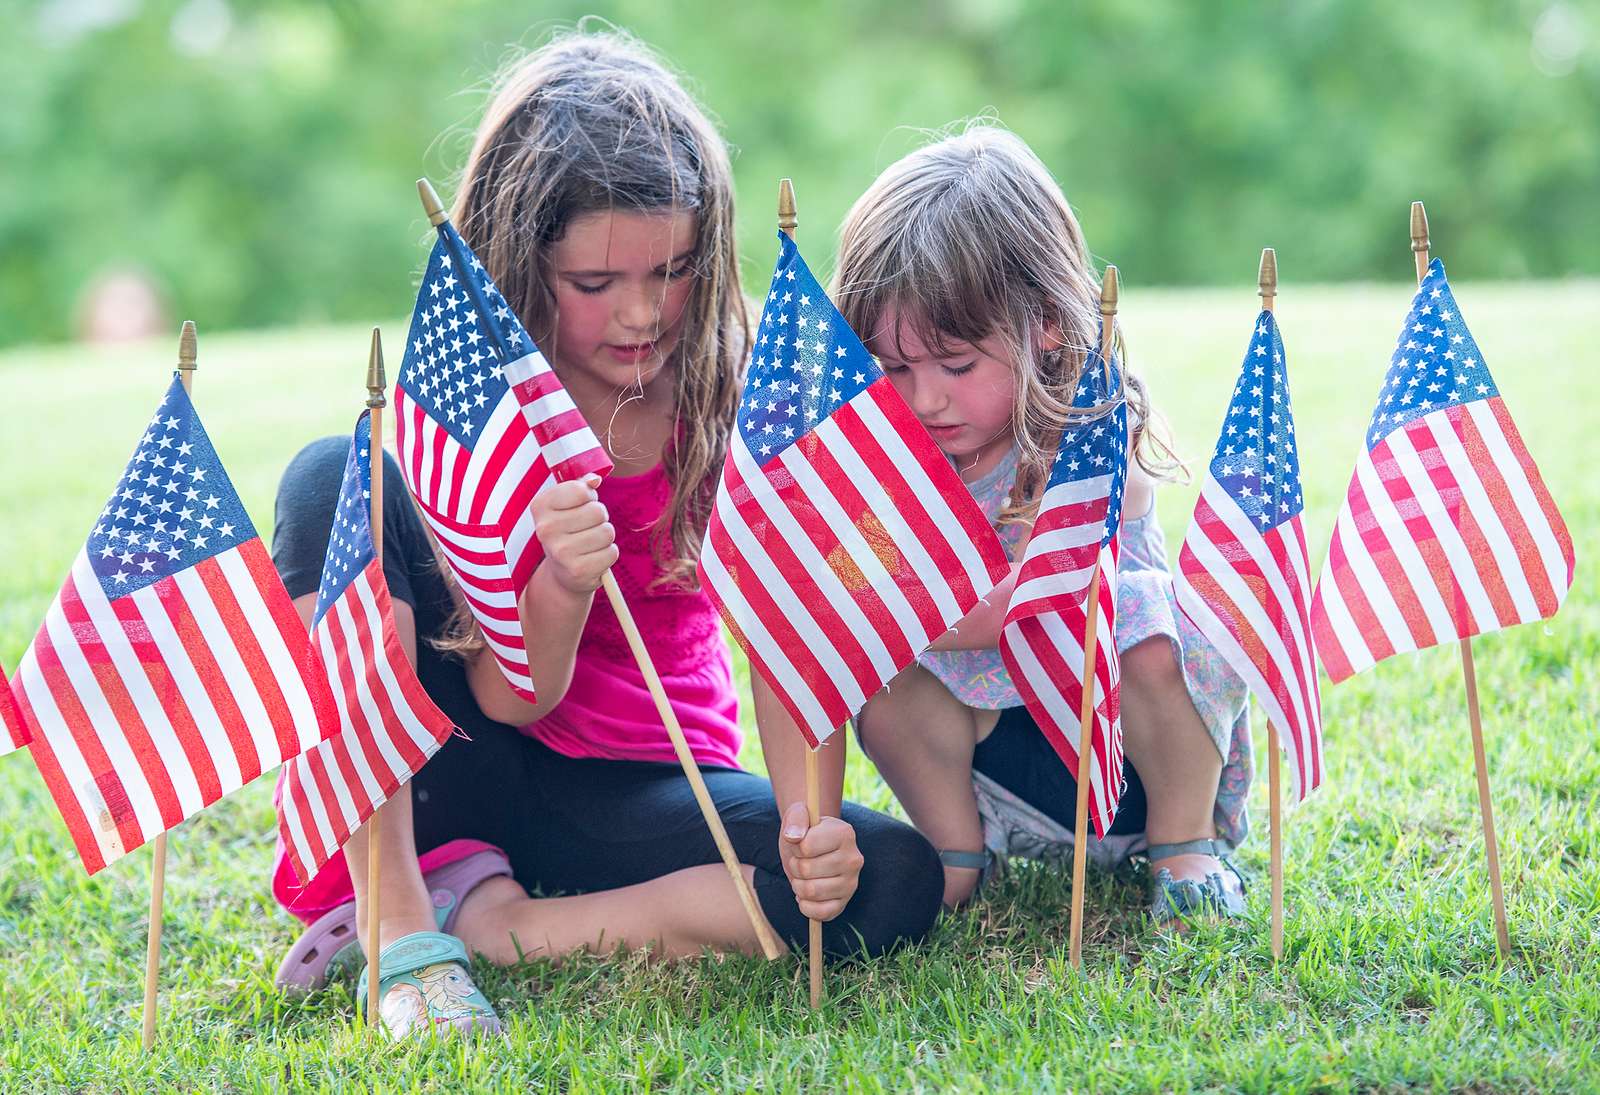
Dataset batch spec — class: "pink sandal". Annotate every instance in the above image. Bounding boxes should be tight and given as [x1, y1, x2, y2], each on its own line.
[275, 848, 513, 993]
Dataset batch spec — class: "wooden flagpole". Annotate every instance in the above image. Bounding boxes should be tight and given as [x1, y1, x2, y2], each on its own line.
[364, 329, 386, 1025]
[1258, 248, 1286, 962]
[779, 177, 826, 1009]
[415, 179, 782, 961]
[1068, 266, 1119, 970]
[142, 319, 196, 1050]
[1410, 201, 1511, 957]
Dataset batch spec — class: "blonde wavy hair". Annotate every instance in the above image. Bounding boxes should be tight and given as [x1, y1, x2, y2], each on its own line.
[833, 123, 1178, 521]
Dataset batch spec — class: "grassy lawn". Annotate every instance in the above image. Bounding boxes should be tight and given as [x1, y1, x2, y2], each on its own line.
[1, 277, 1595, 1092]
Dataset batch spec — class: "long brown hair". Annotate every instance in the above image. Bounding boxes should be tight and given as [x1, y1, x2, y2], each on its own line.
[431, 28, 746, 653]
[834, 123, 1178, 520]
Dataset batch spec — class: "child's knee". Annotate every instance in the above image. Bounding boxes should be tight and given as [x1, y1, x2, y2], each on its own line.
[834, 822, 942, 959]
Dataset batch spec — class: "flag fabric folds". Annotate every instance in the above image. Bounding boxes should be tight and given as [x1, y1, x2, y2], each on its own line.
[699, 232, 1011, 747]
[998, 343, 1127, 838]
[13, 377, 337, 874]
[1176, 310, 1323, 800]
[1, 662, 26, 755]
[277, 411, 458, 883]
[1310, 259, 1575, 683]
[394, 221, 612, 704]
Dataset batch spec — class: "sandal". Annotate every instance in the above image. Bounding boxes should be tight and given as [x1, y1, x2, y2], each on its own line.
[275, 848, 513, 993]
[358, 931, 502, 1039]
[1146, 839, 1247, 927]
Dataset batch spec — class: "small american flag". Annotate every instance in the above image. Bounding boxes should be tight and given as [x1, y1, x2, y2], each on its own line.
[999, 343, 1127, 837]
[1, 662, 25, 755]
[1311, 260, 1575, 682]
[13, 377, 337, 874]
[699, 233, 1010, 746]
[394, 221, 612, 703]
[277, 411, 458, 883]
[1175, 311, 1323, 800]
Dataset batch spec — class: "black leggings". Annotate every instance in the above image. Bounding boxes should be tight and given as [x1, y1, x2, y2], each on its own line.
[410, 719, 943, 960]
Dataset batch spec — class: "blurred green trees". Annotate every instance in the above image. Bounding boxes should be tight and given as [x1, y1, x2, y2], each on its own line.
[1, 0, 1595, 347]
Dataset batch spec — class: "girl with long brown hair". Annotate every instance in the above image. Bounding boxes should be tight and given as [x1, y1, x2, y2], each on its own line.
[268, 28, 941, 1039]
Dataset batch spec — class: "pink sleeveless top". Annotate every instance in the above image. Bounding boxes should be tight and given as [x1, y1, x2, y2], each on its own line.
[521, 462, 742, 769]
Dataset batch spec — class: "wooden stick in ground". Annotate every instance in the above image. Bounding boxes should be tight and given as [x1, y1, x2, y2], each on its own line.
[1068, 265, 1119, 970]
[1412, 201, 1511, 956]
[142, 320, 196, 1050]
[1259, 247, 1285, 962]
[364, 328, 386, 1025]
[805, 747, 823, 1009]
[414, 178, 781, 961]
[779, 176, 827, 1001]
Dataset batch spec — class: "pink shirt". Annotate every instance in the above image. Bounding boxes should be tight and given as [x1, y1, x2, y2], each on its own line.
[522, 462, 743, 769]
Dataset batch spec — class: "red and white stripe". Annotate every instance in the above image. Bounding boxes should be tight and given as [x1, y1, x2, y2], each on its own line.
[1002, 532, 1123, 839]
[1, 662, 26, 755]
[393, 353, 610, 704]
[1311, 398, 1575, 683]
[16, 540, 336, 875]
[700, 380, 1010, 746]
[277, 560, 456, 883]
[1177, 474, 1323, 799]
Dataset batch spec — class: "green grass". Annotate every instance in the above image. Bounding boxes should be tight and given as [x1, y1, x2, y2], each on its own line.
[2, 278, 1596, 1092]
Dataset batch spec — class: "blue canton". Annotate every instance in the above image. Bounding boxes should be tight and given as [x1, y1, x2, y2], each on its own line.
[398, 223, 530, 447]
[739, 233, 880, 466]
[1367, 258, 1497, 450]
[1210, 310, 1304, 530]
[1045, 337, 1128, 544]
[88, 375, 254, 600]
[313, 412, 377, 629]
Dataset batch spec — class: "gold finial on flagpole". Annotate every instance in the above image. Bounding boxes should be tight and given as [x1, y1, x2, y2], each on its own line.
[417, 177, 449, 227]
[1410, 201, 1430, 283]
[367, 327, 386, 410]
[1098, 265, 1119, 359]
[177, 320, 198, 393]
[778, 178, 797, 239]
[1258, 248, 1278, 312]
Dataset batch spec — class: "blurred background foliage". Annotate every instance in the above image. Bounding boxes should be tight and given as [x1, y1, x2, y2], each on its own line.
[0, 0, 1595, 348]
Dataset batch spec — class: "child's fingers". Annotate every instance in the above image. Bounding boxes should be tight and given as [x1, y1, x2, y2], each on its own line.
[797, 898, 848, 922]
[540, 479, 599, 513]
[796, 817, 859, 860]
[785, 847, 860, 882]
[789, 874, 855, 904]
[559, 523, 616, 556]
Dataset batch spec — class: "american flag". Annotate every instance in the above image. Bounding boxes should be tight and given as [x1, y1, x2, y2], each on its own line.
[1175, 310, 1322, 800]
[13, 377, 337, 874]
[998, 343, 1127, 837]
[277, 411, 458, 883]
[1311, 260, 1575, 682]
[699, 233, 1010, 746]
[1, 662, 26, 755]
[394, 221, 612, 703]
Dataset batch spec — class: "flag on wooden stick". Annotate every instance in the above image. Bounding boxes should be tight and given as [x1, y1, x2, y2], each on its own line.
[1310, 260, 1575, 682]
[394, 220, 612, 704]
[277, 411, 458, 883]
[698, 232, 1010, 746]
[1, 662, 26, 755]
[999, 341, 1128, 837]
[1176, 310, 1323, 800]
[13, 376, 338, 874]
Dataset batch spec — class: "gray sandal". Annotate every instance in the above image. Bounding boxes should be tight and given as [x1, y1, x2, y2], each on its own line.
[1146, 838, 1247, 926]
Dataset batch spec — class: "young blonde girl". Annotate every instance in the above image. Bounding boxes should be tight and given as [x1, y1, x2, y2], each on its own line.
[832, 125, 1253, 921]
[269, 30, 941, 1039]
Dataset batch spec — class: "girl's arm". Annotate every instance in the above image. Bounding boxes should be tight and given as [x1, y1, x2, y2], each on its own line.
[467, 475, 618, 726]
[754, 675, 862, 922]
[926, 439, 1156, 654]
